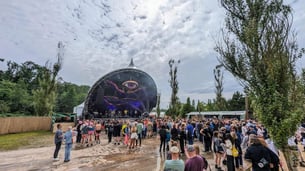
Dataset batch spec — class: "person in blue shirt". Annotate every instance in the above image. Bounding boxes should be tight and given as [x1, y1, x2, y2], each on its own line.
[186, 122, 194, 145]
[64, 126, 74, 162]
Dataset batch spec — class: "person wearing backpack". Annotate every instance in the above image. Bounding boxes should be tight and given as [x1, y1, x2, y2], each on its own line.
[194, 144, 210, 171]
[245, 135, 271, 171]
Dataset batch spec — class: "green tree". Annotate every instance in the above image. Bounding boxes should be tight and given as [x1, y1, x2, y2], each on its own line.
[215, 0, 305, 168]
[214, 65, 227, 110]
[156, 93, 161, 117]
[168, 59, 180, 117]
[227, 91, 245, 111]
[180, 97, 195, 118]
[55, 82, 90, 113]
[196, 100, 205, 113]
[33, 42, 63, 116]
[0, 80, 32, 114]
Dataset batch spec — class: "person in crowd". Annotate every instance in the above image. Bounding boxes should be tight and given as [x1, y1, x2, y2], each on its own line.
[197, 121, 203, 143]
[163, 146, 184, 171]
[193, 144, 209, 171]
[159, 125, 167, 152]
[53, 124, 63, 161]
[259, 138, 280, 171]
[184, 144, 205, 171]
[165, 125, 171, 151]
[81, 121, 89, 146]
[129, 124, 138, 149]
[113, 120, 121, 145]
[231, 131, 243, 170]
[201, 123, 212, 152]
[222, 133, 235, 171]
[107, 122, 114, 143]
[147, 121, 153, 138]
[166, 140, 178, 160]
[153, 120, 158, 136]
[245, 135, 271, 171]
[136, 121, 143, 147]
[179, 124, 187, 154]
[213, 131, 224, 170]
[87, 120, 95, 146]
[63, 126, 75, 162]
[171, 124, 179, 142]
[76, 120, 82, 143]
[186, 121, 194, 145]
[95, 121, 102, 144]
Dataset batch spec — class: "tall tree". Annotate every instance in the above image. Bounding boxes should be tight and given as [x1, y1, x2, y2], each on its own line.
[33, 42, 64, 116]
[191, 99, 195, 109]
[227, 91, 245, 111]
[214, 64, 227, 110]
[215, 0, 305, 167]
[156, 92, 161, 117]
[168, 59, 180, 117]
[180, 97, 195, 118]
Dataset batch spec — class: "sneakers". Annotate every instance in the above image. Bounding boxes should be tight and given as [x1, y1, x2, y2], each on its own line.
[53, 158, 60, 161]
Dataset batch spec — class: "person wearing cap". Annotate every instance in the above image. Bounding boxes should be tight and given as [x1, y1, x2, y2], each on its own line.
[184, 145, 205, 171]
[163, 146, 184, 171]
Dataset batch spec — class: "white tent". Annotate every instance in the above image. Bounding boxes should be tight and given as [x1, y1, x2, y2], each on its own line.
[73, 102, 84, 117]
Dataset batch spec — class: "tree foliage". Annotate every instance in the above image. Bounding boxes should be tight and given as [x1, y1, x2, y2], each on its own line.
[215, 0, 305, 150]
[0, 43, 90, 116]
[55, 82, 89, 113]
[33, 42, 63, 116]
[227, 91, 245, 111]
[168, 59, 180, 117]
[214, 65, 227, 110]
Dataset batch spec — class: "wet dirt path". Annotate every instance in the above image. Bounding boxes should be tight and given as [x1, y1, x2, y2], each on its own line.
[0, 134, 215, 171]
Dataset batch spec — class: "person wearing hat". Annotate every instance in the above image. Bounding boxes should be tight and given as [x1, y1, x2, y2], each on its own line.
[184, 145, 205, 171]
[163, 146, 184, 171]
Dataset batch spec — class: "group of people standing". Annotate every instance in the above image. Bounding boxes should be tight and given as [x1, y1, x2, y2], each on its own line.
[53, 124, 75, 162]
[158, 117, 282, 171]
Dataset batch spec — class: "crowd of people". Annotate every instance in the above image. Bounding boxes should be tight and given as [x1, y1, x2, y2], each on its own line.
[53, 116, 287, 171]
[157, 117, 282, 171]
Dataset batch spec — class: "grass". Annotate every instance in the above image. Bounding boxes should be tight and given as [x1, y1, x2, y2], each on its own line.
[0, 131, 53, 151]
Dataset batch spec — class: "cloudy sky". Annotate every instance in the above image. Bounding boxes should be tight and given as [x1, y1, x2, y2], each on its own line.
[0, 0, 304, 109]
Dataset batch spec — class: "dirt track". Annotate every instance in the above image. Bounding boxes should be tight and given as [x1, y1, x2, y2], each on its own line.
[0, 134, 170, 171]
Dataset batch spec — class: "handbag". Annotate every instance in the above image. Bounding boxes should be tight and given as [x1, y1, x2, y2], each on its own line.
[232, 145, 239, 157]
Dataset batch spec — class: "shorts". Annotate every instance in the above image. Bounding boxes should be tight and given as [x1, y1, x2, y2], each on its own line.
[131, 133, 138, 139]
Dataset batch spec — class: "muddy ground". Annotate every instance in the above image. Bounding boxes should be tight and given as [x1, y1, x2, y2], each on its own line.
[0, 133, 217, 171]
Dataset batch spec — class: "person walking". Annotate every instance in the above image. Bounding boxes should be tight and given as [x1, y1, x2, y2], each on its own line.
[53, 124, 63, 161]
[63, 126, 74, 162]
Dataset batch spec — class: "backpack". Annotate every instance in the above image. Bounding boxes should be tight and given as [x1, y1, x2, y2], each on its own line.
[108, 126, 114, 133]
[81, 125, 88, 134]
[200, 155, 209, 170]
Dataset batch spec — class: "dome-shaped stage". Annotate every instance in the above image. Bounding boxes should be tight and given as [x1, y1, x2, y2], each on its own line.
[83, 59, 157, 119]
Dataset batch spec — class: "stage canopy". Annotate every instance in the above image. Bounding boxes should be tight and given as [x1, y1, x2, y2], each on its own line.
[83, 59, 157, 118]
